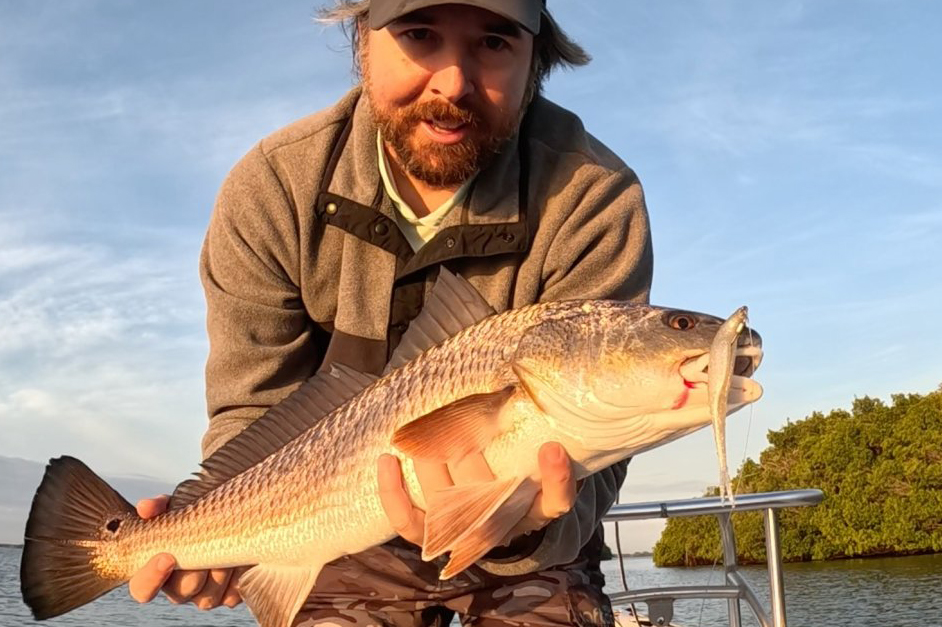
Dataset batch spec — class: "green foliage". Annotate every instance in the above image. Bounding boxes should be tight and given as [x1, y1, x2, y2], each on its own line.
[653, 390, 942, 566]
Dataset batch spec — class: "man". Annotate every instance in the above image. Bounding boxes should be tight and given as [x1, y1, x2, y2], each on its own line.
[130, 1, 653, 625]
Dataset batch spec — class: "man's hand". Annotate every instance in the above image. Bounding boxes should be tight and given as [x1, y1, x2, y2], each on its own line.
[377, 441, 577, 548]
[127, 495, 245, 609]
[505, 441, 578, 540]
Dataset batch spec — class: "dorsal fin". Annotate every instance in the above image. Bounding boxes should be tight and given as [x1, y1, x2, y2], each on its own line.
[384, 268, 496, 374]
[169, 363, 376, 509]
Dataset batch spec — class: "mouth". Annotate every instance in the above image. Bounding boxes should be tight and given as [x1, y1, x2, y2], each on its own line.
[678, 343, 764, 408]
[420, 119, 471, 145]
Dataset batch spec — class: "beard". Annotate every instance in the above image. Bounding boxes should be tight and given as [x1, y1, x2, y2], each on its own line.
[367, 87, 522, 189]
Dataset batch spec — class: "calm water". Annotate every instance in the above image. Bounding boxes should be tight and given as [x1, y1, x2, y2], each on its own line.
[2, 546, 941, 626]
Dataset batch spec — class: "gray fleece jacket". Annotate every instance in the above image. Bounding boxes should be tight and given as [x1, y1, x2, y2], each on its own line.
[199, 87, 653, 576]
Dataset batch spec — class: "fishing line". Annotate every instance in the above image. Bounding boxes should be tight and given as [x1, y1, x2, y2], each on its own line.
[698, 404, 757, 626]
[697, 539, 721, 626]
[613, 490, 642, 627]
[734, 322, 758, 493]
[698, 321, 759, 627]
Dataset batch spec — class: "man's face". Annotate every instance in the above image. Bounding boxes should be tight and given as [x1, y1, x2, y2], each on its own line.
[364, 4, 535, 188]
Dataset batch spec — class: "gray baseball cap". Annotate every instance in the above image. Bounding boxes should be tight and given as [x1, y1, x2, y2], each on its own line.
[368, 0, 544, 35]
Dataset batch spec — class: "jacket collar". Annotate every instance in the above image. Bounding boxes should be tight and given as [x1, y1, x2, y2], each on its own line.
[324, 87, 389, 217]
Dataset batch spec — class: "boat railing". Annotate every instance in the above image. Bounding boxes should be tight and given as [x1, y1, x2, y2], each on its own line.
[603, 489, 824, 627]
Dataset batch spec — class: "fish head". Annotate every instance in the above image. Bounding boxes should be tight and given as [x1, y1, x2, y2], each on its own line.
[512, 302, 763, 455]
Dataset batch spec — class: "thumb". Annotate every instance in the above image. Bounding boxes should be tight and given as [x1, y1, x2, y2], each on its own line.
[136, 494, 170, 519]
[537, 442, 576, 520]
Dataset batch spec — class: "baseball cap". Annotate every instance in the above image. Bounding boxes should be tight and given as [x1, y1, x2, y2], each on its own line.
[368, 0, 545, 35]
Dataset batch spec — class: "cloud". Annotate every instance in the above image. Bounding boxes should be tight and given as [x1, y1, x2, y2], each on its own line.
[554, 2, 942, 192]
[0, 3, 359, 482]
[0, 227, 198, 355]
[0, 364, 207, 481]
[0, 224, 207, 480]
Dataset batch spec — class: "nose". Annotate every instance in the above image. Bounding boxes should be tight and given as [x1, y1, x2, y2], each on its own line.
[428, 59, 474, 103]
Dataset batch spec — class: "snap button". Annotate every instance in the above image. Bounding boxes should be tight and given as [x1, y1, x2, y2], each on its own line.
[325, 202, 338, 215]
[445, 237, 456, 248]
[373, 222, 388, 235]
[503, 233, 515, 243]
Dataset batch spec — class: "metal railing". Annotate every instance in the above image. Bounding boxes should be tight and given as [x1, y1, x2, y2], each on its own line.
[602, 489, 824, 627]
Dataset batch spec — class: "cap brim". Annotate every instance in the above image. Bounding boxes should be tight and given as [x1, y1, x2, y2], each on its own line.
[369, 0, 542, 34]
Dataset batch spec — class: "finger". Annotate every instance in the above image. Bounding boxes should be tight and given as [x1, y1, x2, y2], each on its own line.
[448, 452, 494, 485]
[128, 553, 175, 603]
[163, 568, 208, 604]
[193, 568, 232, 610]
[377, 454, 426, 545]
[136, 494, 170, 519]
[223, 566, 248, 608]
[413, 458, 453, 499]
[535, 442, 576, 520]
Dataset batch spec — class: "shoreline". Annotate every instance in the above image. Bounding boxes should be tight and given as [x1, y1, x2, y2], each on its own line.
[653, 549, 942, 568]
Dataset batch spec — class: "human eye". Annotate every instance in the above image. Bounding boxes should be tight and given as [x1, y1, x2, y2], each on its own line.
[403, 28, 433, 42]
[481, 35, 510, 52]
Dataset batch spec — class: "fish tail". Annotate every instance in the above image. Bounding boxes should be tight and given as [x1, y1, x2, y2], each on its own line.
[21, 456, 136, 620]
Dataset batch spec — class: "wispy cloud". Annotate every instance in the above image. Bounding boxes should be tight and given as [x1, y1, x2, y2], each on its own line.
[1, 3, 940, 549]
[0, 3, 359, 482]
[0, 225, 207, 480]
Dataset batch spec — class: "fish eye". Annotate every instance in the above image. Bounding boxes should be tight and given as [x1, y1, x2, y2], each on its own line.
[667, 313, 697, 331]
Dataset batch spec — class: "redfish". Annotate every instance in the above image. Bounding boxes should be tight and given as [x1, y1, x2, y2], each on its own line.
[21, 271, 762, 627]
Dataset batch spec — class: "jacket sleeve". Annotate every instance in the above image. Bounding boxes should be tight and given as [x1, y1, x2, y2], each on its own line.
[479, 166, 653, 575]
[199, 144, 318, 459]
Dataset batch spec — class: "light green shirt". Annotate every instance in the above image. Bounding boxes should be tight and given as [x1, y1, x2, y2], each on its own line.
[377, 132, 475, 252]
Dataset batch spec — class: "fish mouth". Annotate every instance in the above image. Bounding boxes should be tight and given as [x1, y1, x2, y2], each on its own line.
[678, 340, 764, 407]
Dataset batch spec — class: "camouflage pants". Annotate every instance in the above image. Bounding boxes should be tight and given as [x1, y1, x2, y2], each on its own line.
[294, 539, 614, 627]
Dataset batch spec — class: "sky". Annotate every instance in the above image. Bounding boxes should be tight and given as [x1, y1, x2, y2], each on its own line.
[1, 1, 940, 552]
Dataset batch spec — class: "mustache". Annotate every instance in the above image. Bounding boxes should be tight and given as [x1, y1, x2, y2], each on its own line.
[400, 99, 483, 129]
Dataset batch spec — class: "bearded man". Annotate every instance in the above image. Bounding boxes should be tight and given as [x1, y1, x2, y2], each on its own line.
[129, 2, 653, 626]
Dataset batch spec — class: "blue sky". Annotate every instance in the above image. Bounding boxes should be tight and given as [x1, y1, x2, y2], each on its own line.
[1, 1, 940, 551]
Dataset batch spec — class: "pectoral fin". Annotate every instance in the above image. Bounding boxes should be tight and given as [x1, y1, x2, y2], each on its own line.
[391, 386, 516, 461]
[238, 563, 322, 627]
[423, 477, 540, 578]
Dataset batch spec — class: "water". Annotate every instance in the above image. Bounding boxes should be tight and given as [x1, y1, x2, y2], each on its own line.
[0, 546, 256, 627]
[3, 546, 941, 626]
[599, 553, 942, 626]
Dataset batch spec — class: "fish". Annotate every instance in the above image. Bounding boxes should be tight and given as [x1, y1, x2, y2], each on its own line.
[705, 306, 760, 504]
[20, 270, 763, 627]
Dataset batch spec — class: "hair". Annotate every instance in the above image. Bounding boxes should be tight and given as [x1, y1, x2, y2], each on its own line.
[317, 0, 591, 95]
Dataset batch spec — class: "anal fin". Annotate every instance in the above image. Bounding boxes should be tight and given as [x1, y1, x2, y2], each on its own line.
[238, 563, 322, 627]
